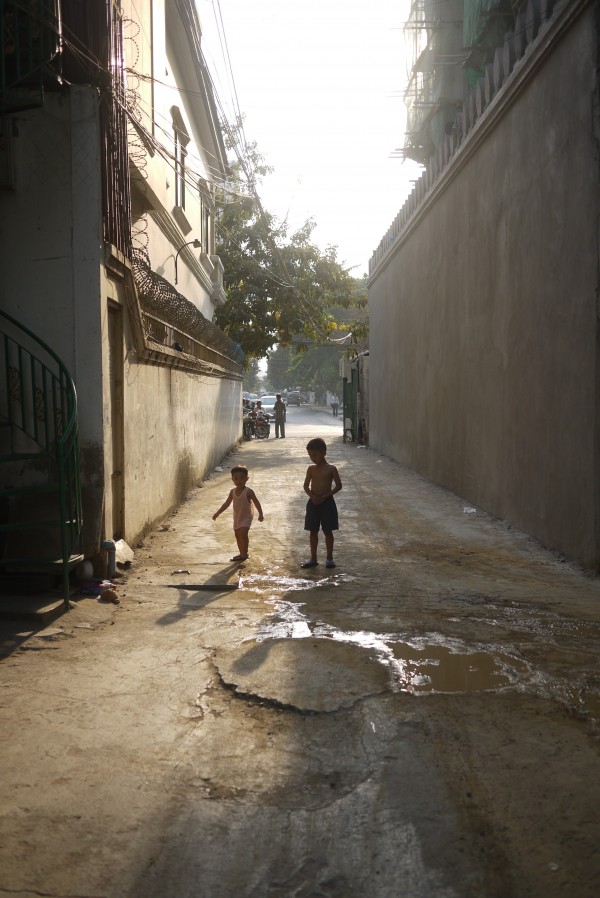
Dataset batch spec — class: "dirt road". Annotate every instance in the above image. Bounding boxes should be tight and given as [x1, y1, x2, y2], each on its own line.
[1, 404, 600, 897]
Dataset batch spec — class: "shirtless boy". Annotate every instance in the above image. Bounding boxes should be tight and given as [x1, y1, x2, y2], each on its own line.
[301, 438, 342, 569]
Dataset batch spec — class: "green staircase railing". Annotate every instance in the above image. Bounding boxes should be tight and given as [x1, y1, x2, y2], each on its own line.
[0, 309, 83, 608]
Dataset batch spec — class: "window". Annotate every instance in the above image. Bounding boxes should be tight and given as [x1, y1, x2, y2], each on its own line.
[201, 198, 210, 253]
[171, 108, 189, 210]
[199, 179, 214, 255]
[174, 129, 187, 208]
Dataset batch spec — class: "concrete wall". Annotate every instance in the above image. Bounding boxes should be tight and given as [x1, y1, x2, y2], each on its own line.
[368, 3, 600, 568]
[0, 89, 105, 448]
[99, 272, 241, 542]
[0, 88, 241, 552]
[121, 355, 240, 538]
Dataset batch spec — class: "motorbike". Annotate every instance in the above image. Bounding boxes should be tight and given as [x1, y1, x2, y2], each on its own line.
[254, 416, 271, 439]
[243, 413, 271, 440]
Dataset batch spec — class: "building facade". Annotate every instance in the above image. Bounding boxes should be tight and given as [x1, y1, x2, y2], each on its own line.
[0, 0, 242, 569]
[368, 0, 600, 569]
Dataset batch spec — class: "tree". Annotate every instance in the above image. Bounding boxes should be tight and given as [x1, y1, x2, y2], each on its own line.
[266, 345, 292, 389]
[242, 358, 261, 393]
[266, 276, 369, 394]
[214, 139, 358, 363]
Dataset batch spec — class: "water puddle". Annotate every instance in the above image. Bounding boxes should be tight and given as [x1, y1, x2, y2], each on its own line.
[255, 600, 530, 696]
[239, 582, 600, 723]
[239, 572, 355, 593]
[387, 641, 528, 694]
[467, 603, 600, 642]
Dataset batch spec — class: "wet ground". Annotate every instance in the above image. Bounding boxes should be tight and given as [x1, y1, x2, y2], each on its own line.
[1, 404, 600, 897]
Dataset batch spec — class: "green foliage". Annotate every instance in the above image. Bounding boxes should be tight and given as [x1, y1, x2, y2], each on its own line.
[214, 138, 358, 362]
[265, 345, 291, 390]
[266, 278, 369, 395]
[242, 358, 261, 392]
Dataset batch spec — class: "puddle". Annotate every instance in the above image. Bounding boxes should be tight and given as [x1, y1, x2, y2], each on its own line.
[251, 600, 600, 723]
[575, 691, 600, 721]
[239, 572, 355, 593]
[471, 601, 600, 635]
[255, 600, 529, 696]
[234, 583, 600, 724]
[387, 642, 528, 694]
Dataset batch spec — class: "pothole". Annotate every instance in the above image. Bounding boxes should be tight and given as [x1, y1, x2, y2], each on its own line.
[255, 601, 529, 696]
[251, 601, 600, 725]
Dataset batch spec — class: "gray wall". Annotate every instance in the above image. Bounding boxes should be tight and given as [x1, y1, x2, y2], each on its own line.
[368, 4, 600, 568]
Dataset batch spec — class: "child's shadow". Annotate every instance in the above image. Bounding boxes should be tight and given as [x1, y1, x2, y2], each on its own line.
[155, 563, 241, 626]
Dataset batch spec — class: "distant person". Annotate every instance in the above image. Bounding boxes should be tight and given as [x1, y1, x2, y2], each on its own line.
[212, 465, 264, 562]
[274, 393, 286, 438]
[331, 394, 339, 417]
[301, 438, 342, 569]
[242, 402, 253, 440]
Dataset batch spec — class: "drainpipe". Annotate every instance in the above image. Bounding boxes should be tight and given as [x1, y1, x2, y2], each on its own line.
[101, 539, 116, 579]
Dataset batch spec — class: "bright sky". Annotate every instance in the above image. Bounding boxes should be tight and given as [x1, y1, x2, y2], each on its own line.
[200, 0, 422, 277]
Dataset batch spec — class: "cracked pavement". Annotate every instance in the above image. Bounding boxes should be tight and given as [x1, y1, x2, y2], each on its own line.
[1, 405, 600, 897]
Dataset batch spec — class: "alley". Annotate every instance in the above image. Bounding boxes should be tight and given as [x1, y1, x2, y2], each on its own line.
[2, 404, 600, 898]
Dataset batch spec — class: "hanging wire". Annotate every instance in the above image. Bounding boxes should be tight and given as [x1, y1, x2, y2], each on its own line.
[10, 0, 340, 340]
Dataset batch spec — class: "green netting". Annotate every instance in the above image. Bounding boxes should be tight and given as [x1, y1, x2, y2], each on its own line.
[463, 0, 514, 85]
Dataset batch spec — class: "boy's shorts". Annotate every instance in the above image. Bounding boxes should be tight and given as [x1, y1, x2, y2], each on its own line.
[304, 496, 339, 532]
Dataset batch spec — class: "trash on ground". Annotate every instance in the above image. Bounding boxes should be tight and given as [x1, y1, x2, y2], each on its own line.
[171, 569, 191, 575]
[115, 539, 134, 567]
[78, 579, 116, 595]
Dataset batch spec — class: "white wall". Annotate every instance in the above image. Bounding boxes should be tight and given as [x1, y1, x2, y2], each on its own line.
[121, 354, 240, 537]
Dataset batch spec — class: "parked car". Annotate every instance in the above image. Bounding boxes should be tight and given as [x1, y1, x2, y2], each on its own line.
[257, 394, 278, 414]
[287, 390, 304, 405]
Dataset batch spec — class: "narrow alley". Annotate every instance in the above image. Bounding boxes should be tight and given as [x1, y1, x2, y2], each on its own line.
[1, 404, 600, 898]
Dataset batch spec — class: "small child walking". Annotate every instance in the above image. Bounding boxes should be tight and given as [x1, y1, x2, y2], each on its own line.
[212, 465, 264, 562]
[301, 438, 342, 569]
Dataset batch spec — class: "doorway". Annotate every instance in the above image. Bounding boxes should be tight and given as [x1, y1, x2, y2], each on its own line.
[108, 304, 124, 539]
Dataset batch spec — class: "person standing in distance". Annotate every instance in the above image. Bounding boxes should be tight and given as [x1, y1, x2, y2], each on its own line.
[274, 393, 286, 439]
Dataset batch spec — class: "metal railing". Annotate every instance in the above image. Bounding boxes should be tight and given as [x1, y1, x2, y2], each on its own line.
[0, 309, 83, 607]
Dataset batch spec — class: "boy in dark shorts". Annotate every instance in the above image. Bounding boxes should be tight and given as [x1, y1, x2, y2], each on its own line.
[301, 438, 342, 569]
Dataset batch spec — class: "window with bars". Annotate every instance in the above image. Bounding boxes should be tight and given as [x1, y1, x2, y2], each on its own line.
[172, 107, 189, 211]
[200, 197, 210, 253]
[174, 128, 187, 209]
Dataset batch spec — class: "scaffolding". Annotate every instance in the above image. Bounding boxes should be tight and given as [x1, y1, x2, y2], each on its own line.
[402, 0, 467, 163]
[463, 0, 517, 86]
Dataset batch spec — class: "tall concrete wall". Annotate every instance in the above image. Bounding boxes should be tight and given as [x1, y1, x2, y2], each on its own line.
[368, 2, 600, 568]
